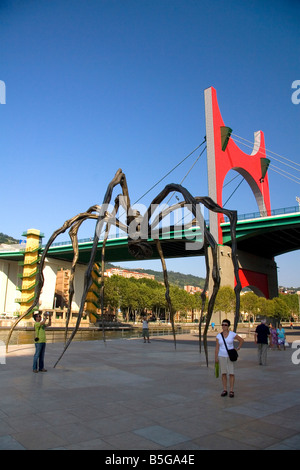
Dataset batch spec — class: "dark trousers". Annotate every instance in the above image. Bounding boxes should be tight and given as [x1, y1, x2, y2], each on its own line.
[33, 343, 46, 371]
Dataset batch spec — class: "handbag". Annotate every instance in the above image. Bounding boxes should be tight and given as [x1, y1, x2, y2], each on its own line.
[221, 333, 238, 362]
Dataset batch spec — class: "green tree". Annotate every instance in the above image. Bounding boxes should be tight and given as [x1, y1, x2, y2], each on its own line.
[104, 275, 121, 311]
[240, 292, 260, 321]
[214, 286, 236, 316]
[279, 293, 299, 320]
[103, 274, 208, 323]
[272, 297, 290, 322]
[256, 297, 274, 318]
[151, 286, 167, 318]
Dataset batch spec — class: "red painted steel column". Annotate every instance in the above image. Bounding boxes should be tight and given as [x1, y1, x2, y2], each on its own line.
[204, 86, 271, 244]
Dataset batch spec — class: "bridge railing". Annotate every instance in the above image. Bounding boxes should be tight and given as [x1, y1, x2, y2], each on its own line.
[41, 206, 300, 248]
[223, 205, 300, 223]
[43, 224, 203, 249]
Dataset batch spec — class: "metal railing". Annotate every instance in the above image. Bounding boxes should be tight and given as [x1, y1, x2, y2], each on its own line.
[6, 206, 298, 251]
[222, 205, 300, 223]
[1, 325, 192, 346]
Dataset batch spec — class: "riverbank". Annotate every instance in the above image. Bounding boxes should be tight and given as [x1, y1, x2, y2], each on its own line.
[0, 323, 193, 346]
[1, 321, 298, 346]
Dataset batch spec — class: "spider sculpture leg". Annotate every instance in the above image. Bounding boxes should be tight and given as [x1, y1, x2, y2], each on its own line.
[141, 183, 240, 366]
[53, 169, 131, 367]
[154, 239, 177, 349]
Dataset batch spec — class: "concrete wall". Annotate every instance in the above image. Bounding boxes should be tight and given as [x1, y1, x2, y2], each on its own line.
[0, 260, 21, 314]
[39, 259, 87, 312]
[0, 258, 87, 314]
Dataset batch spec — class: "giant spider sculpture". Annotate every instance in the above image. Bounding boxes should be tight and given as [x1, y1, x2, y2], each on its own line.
[6, 169, 241, 367]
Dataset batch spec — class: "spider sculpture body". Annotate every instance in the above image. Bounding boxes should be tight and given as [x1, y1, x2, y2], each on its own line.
[6, 169, 241, 366]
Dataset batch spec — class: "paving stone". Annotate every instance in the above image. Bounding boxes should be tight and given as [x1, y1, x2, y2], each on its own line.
[1, 330, 299, 450]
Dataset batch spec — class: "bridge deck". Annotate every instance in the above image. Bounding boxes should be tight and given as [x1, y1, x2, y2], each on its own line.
[1, 208, 300, 263]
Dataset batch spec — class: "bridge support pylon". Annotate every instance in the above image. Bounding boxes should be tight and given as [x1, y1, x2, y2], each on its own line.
[208, 246, 278, 304]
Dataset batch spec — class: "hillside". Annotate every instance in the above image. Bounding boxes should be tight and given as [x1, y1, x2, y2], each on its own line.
[106, 263, 205, 289]
[0, 232, 19, 244]
[137, 268, 205, 289]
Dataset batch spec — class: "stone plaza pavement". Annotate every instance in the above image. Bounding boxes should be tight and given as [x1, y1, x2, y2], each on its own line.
[0, 328, 300, 450]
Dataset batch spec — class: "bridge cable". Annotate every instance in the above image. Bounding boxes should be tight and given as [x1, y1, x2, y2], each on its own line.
[96, 139, 207, 239]
[223, 173, 240, 188]
[133, 140, 206, 230]
[270, 164, 300, 182]
[231, 136, 300, 173]
[165, 145, 207, 206]
[133, 138, 207, 205]
[230, 135, 300, 187]
[269, 167, 300, 185]
[164, 145, 208, 225]
[223, 177, 245, 207]
[231, 135, 300, 175]
[231, 133, 300, 169]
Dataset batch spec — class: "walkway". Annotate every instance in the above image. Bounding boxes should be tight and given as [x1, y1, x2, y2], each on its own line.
[1, 329, 300, 450]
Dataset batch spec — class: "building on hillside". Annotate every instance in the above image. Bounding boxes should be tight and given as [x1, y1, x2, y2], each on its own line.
[278, 286, 297, 295]
[54, 267, 155, 311]
[105, 268, 155, 280]
[184, 285, 202, 294]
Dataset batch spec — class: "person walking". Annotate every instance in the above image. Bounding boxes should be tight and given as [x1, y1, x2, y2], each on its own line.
[215, 319, 244, 398]
[33, 311, 51, 372]
[254, 319, 270, 365]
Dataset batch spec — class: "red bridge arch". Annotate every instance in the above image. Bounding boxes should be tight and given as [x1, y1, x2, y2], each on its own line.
[204, 86, 271, 245]
[204, 87, 274, 299]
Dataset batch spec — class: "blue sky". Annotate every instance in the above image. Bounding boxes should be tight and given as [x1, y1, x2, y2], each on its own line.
[1, 0, 300, 286]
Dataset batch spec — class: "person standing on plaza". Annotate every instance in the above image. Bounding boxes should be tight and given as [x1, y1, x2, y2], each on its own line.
[33, 311, 51, 372]
[269, 323, 279, 350]
[277, 324, 286, 350]
[142, 315, 150, 343]
[254, 319, 270, 365]
[215, 319, 244, 398]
